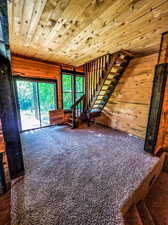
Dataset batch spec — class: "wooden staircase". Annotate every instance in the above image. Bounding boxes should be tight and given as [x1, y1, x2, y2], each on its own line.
[67, 50, 132, 128]
[85, 50, 133, 124]
[86, 50, 132, 113]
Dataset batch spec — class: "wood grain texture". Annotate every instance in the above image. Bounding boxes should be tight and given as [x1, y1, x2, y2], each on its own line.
[0, 191, 10, 225]
[96, 53, 158, 138]
[158, 32, 168, 64]
[155, 77, 168, 153]
[49, 109, 65, 125]
[155, 33, 168, 153]
[7, 0, 168, 66]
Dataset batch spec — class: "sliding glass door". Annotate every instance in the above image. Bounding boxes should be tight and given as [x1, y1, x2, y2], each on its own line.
[38, 82, 56, 126]
[15, 79, 57, 131]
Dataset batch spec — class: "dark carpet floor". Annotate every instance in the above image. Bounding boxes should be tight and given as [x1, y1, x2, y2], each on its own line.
[11, 125, 159, 225]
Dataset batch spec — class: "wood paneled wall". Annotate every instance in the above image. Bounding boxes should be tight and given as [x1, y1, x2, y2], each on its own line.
[11, 55, 62, 108]
[96, 53, 158, 139]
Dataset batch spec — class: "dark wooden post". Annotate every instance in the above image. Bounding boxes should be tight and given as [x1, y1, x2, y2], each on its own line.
[144, 64, 168, 153]
[0, 0, 24, 179]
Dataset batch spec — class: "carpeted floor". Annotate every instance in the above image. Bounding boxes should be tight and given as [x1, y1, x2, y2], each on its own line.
[11, 125, 159, 225]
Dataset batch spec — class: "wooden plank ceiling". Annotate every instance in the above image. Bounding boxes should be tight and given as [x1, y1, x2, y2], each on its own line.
[8, 0, 168, 66]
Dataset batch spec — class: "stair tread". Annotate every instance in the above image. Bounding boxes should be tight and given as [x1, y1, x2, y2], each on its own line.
[106, 78, 117, 81]
[137, 201, 155, 225]
[124, 205, 143, 225]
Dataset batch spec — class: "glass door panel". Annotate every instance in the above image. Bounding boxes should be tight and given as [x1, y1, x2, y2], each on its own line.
[75, 76, 84, 110]
[16, 79, 57, 131]
[76, 76, 84, 100]
[16, 80, 40, 131]
[62, 74, 73, 110]
[38, 82, 57, 126]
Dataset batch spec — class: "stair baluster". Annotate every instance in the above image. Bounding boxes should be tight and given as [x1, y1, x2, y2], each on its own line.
[71, 95, 85, 128]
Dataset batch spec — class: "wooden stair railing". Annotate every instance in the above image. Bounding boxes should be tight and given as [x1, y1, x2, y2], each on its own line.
[69, 94, 86, 128]
[84, 50, 133, 122]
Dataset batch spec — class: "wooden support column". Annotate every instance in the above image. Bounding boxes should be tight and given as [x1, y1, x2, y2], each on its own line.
[145, 32, 168, 154]
[144, 64, 168, 153]
[0, 0, 24, 179]
[154, 32, 168, 154]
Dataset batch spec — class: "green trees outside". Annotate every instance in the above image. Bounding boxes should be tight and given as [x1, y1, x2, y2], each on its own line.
[16, 80, 33, 110]
[62, 74, 84, 110]
[39, 82, 56, 112]
[62, 74, 72, 110]
[16, 80, 57, 129]
[16, 80, 56, 112]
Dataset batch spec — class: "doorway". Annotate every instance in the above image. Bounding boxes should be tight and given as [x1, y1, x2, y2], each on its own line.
[15, 78, 57, 131]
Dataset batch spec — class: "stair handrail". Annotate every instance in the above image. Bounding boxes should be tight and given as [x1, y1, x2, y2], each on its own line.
[71, 94, 85, 128]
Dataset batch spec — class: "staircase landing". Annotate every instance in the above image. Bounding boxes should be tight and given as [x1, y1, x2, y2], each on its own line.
[11, 125, 160, 225]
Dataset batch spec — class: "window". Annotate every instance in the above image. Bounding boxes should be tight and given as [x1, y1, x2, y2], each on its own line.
[76, 76, 84, 100]
[62, 73, 85, 110]
[62, 74, 73, 110]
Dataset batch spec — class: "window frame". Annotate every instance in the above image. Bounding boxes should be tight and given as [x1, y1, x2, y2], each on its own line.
[13, 76, 58, 131]
[62, 73, 74, 111]
[61, 71, 85, 111]
[75, 75, 85, 101]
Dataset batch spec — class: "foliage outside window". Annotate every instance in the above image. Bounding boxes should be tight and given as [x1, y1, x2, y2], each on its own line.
[62, 74, 84, 110]
[16, 80, 57, 130]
